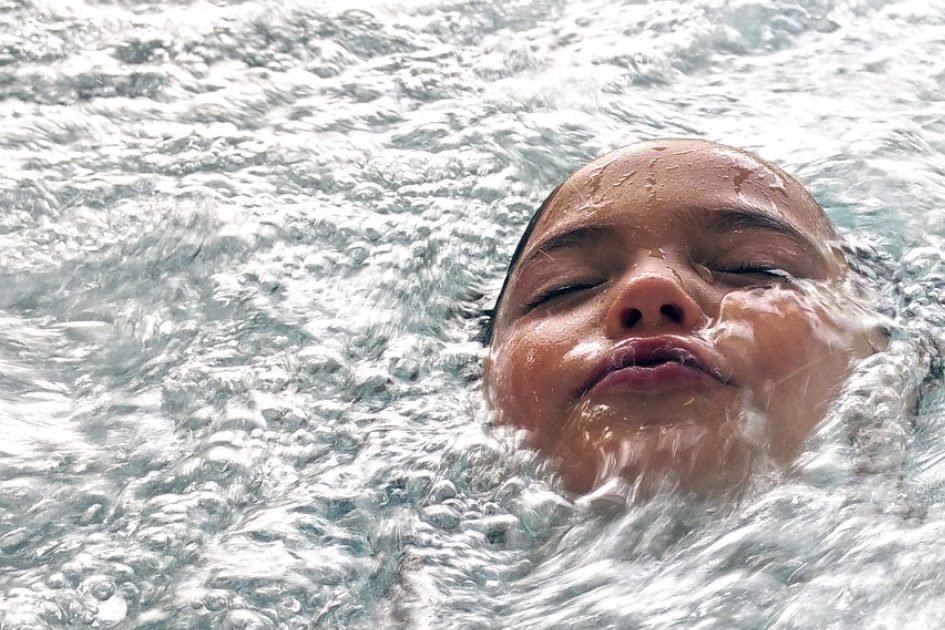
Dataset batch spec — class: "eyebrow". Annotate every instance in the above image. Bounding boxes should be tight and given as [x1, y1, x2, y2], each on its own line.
[708, 207, 814, 247]
[517, 224, 620, 274]
[516, 207, 820, 276]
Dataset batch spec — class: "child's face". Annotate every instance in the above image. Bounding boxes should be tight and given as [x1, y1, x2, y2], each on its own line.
[485, 140, 877, 496]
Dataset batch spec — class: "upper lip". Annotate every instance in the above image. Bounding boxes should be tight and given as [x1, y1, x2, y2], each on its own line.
[579, 335, 733, 396]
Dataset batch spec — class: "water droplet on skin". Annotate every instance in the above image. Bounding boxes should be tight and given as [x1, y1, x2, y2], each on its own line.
[694, 264, 717, 284]
[586, 155, 623, 198]
[645, 172, 657, 205]
[587, 167, 607, 197]
[733, 167, 751, 194]
[769, 172, 788, 195]
[613, 169, 637, 188]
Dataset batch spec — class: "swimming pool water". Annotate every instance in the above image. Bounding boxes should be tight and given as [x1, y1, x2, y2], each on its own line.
[1, 0, 944, 627]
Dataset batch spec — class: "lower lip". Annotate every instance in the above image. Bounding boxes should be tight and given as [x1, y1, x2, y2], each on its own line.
[588, 362, 721, 395]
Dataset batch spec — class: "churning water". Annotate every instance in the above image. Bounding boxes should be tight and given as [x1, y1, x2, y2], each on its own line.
[1, 0, 945, 627]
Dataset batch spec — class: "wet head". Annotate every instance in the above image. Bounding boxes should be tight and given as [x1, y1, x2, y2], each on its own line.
[483, 139, 879, 498]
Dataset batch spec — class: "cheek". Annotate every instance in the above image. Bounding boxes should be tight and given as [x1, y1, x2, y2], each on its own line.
[713, 287, 861, 455]
[487, 321, 584, 432]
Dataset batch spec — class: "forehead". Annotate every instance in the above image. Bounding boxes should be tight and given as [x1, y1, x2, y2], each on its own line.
[531, 140, 832, 244]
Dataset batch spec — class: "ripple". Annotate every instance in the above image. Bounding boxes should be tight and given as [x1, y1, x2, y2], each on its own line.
[0, 0, 943, 627]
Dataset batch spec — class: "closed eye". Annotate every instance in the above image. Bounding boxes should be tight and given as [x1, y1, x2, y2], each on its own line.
[717, 265, 794, 280]
[525, 282, 600, 311]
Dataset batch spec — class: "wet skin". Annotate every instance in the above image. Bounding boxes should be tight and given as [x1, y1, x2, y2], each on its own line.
[484, 139, 877, 497]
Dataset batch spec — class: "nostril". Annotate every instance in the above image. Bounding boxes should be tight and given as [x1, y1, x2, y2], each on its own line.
[660, 304, 683, 323]
[622, 308, 641, 328]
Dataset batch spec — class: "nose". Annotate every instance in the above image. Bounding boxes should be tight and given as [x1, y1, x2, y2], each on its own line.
[604, 265, 706, 338]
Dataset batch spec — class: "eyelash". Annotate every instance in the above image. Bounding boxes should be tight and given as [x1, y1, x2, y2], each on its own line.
[525, 282, 600, 310]
[524, 265, 793, 311]
[717, 265, 794, 279]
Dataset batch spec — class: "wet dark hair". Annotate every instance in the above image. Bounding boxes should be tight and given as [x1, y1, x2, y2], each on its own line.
[479, 182, 564, 346]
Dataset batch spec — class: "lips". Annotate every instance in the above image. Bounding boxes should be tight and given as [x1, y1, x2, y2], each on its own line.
[579, 336, 733, 397]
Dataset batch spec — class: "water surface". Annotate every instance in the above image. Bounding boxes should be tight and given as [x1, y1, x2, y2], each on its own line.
[1, 0, 945, 627]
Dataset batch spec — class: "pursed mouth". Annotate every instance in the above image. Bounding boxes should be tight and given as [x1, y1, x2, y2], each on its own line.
[579, 336, 732, 397]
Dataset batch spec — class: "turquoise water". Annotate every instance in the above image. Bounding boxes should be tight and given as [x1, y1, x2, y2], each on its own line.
[1, 0, 944, 627]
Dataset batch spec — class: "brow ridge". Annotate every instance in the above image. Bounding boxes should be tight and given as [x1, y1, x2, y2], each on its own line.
[518, 224, 619, 273]
[706, 207, 811, 244]
[516, 206, 819, 278]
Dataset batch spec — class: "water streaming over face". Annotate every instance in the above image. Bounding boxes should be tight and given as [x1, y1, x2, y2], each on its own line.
[0, 0, 944, 628]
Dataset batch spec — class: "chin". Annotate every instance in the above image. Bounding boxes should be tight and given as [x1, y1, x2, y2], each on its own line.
[547, 407, 767, 499]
